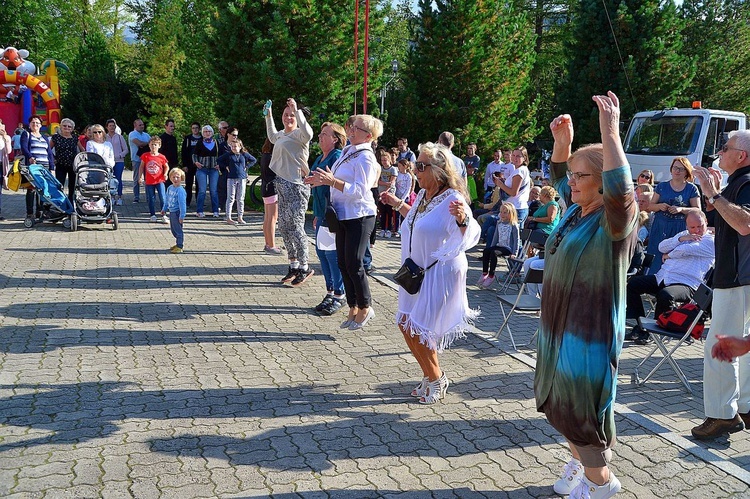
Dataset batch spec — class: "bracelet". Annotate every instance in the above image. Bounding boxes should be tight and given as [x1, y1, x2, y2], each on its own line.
[394, 200, 404, 211]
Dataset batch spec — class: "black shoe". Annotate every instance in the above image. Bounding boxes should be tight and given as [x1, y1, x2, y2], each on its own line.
[291, 268, 314, 286]
[315, 295, 334, 312]
[634, 332, 653, 345]
[321, 297, 346, 316]
[364, 266, 374, 276]
[281, 267, 298, 283]
[625, 326, 642, 341]
[691, 415, 745, 440]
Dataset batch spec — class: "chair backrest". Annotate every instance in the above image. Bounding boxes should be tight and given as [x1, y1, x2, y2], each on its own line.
[519, 228, 533, 243]
[693, 283, 713, 312]
[529, 230, 548, 246]
[524, 268, 544, 284]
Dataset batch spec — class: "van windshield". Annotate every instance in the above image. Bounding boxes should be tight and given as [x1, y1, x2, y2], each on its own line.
[624, 115, 704, 156]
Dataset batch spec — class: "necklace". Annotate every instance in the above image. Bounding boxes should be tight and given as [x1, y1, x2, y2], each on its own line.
[548, 208, 583, 255]
[417, 188, 444, 213]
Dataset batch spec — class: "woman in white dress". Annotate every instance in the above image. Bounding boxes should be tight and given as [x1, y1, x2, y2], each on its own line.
[380, 142, 480, 404]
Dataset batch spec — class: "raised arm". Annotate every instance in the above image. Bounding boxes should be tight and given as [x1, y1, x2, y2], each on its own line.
[592, 92, 628, 172]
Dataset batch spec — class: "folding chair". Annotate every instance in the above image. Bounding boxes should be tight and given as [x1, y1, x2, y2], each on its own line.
[494, 268, 544, 350]
[633, 283, 712, 395]
[498, 229, 546, 293]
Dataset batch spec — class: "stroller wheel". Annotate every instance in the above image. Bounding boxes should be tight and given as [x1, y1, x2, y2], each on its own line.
[62, 218, 72, 229]
[70, 213, 78, 232]
[23, 217, 34, 228]
[112, 213, 119, 230]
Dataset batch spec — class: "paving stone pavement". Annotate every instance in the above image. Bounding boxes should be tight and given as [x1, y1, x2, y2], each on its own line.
[0, 185, 748, 498]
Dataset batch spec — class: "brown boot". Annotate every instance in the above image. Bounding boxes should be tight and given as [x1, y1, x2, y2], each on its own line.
[691, 415, 745, 440]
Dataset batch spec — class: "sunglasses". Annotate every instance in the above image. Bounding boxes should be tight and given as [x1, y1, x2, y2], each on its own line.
[639, 173, 651, 179]
[230, 133, 239, 137]
[415, 161, 432, 172]
[93, 131, 104, 134]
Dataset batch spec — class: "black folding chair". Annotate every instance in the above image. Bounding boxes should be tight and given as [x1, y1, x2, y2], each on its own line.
[633, 283, 712, 394]
[498, 230, 546, 293]
[494, 268, 544, 350]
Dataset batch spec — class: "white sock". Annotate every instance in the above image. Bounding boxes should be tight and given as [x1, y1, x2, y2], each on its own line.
[290, 261, 300, 269]
[300, 263, 308, 271]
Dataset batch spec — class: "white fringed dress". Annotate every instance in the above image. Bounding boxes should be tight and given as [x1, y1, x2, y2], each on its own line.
[397, 188, 481, 352]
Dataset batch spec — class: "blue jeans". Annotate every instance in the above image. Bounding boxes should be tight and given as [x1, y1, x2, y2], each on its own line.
[195, 167, 219, 214]
[315, 224, 344, 295]
[146, 183, 166, 216]
[132, 160, 141, 201]
[169, 211, 184, 248]
[113, 161, 125, 196]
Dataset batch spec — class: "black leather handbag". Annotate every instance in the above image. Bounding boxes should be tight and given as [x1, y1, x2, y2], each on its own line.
[325, 203, 340, 232]
[393, 210, 437, 294]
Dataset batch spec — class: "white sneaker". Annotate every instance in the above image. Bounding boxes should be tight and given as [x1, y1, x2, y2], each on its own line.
[115, 199, 123, 206]
[150, 215, 157, 222]
[554, 459, 583, 495]
[212, 212, 220, 218]
[378, 230, 385, 237]
[568, 473, 621, 499]
[161, 216, 169, 224]
[384, 230, 391, 238]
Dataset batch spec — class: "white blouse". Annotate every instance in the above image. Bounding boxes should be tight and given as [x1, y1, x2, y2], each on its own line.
[329, 143, 378, 220]
[86, 140, 115, 168]
[397, 188, 481, 352]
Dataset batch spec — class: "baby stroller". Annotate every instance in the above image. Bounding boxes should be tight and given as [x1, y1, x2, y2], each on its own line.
[72, 152, 119, 231]
[9, 158, 75, 229]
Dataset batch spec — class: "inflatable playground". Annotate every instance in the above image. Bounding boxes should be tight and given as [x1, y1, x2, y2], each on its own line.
[0, 47, 65, 134]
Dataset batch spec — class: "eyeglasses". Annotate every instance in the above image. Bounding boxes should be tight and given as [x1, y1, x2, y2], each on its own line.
[722, 144, 747, 154]
[671, 165, 686, 172]
[566, 171, 593, 181]
[352, 125, 370, 135]
[415, 161, 432, 172]
[639, 173, 651, 180]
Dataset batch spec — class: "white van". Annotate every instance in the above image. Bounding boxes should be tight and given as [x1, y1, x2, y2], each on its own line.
[623, 106, 747, 183]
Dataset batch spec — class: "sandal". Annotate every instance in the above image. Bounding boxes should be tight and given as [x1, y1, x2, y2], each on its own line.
[419, 373, 449, 404]
[411, 377, 429, 397]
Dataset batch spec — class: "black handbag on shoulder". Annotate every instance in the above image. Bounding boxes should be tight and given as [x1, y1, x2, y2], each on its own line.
[393, 207, 437, 294]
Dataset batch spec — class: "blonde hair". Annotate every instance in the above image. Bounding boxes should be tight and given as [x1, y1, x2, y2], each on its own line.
[353, 114, 384, 140]
[169, 168, 185, 181]
[540, 185, 557, 201]
[500, 202, 519, 225]
[417, 142, 470, 201]
[638, 210, 649, 227]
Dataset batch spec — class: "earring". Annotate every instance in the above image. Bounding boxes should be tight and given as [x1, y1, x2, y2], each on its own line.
[598, 187, 603, 194]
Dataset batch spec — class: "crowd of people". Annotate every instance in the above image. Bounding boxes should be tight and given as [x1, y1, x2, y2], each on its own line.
[1, 90, 749, 498]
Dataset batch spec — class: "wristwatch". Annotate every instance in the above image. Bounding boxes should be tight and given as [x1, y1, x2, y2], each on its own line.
[708, 194, 722, 204]
[456, 218, 468, 227]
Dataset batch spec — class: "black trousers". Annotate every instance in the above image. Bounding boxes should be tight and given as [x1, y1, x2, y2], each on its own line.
[336, 215, 376, 309]
[482, 245, 513, 275]
[626, 274, 694, 320]
[55, 165, 75, 201]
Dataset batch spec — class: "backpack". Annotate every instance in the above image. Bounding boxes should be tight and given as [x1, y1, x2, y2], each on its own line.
[656, 303, 706, 340]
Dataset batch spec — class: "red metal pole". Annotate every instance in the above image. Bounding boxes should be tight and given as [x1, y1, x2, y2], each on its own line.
[363, 0, 370, 114]
[353, 0, 359, 115]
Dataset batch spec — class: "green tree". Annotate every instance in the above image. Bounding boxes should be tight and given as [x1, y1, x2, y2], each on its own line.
[207, 0, 389, 150]
[63, 29, 142, 127]
[396, 0, 538, 155]
[681, 0, 750, 114]
[557, 0, 692, 145]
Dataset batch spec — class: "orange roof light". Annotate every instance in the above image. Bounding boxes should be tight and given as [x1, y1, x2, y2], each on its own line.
[692, 101, 702, 109]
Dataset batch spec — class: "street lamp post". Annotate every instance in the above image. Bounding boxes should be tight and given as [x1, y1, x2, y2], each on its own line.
[379, 59, 399, 115]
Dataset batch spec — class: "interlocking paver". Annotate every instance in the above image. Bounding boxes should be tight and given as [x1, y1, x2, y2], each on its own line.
[0, 185, 748, 497]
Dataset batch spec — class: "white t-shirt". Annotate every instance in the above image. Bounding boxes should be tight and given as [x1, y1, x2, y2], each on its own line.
[506, 165, 530, 210]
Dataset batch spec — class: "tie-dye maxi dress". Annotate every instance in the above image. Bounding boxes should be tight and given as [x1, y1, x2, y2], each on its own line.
[534, 163, 638, 452]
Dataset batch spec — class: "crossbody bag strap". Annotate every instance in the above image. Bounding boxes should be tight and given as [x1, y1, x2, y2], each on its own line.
[407, 190, 438, 271]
